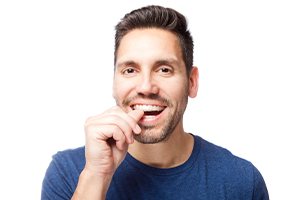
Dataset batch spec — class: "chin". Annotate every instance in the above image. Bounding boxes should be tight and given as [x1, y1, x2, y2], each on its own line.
[134, 127, 172, 144]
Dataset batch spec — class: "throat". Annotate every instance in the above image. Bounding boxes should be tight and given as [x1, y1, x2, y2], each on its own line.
[128, 133, 194, 168]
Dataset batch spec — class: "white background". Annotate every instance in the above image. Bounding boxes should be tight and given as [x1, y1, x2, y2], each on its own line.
[0, 0, 299, 199]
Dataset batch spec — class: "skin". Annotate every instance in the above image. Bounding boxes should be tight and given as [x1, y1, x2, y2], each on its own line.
[72, 28, 199, 199]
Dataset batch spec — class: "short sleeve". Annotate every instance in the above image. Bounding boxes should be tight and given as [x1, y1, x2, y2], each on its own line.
[41, 154, 75, 200]
[252, 166, 269, 200]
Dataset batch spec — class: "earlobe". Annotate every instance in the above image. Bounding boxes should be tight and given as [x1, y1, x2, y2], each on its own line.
[188, 67, 199, 98]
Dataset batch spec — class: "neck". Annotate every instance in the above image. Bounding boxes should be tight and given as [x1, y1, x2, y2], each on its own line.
[128, 124, 194, 168]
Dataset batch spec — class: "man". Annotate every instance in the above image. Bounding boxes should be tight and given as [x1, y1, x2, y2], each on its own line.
[42, 5, 269, 200]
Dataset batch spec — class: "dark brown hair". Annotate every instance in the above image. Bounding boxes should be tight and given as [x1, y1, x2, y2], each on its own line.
[114, 5, 194, 74]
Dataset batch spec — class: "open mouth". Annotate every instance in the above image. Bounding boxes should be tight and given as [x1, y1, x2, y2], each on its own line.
[131, 104, 166, 116]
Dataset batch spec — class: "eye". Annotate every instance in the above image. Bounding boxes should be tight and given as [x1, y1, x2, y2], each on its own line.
[125, 68, 135, 74]
[121, 67, 137, 76]
[161, 68, 169, 73]
[158, 67, 173, 75]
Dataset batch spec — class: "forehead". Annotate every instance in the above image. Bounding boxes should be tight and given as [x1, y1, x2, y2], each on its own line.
[115, 28, 183, 67]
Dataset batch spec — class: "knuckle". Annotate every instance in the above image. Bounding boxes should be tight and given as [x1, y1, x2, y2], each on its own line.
[108, 114, 120, 122]
[84, 125, 96, 136]
[109, 106, 121, 113]
[110, 125, 118, 133]
[84, 116, 96, 127]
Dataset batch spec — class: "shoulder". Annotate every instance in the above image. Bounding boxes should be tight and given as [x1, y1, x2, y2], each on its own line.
[41, 146, 85, 199]
[49, 146, 86, 181]
[52, 146, 85, 167]
[194, 136, 269, 199]
[196, 135, 255, 172]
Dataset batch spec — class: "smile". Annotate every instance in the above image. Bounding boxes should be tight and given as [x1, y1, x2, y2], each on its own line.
[131, 104, 166, 121]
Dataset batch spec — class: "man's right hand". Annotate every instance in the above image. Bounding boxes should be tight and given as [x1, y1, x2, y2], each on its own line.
[84, 106, 144, 175]
[72, 106, 144, 199]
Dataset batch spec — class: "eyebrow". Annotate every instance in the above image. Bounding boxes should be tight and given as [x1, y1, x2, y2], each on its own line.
[115, 60, 136, 69]
[155, 58, 179, 66]
[116, 58, 179, 68]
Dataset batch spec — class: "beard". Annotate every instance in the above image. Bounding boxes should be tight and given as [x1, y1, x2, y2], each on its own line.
[116, 89, 189, 144]
[134, 107, 183, 144]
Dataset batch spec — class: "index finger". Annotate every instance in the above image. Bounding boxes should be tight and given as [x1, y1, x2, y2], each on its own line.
[127, 109, 144, 133]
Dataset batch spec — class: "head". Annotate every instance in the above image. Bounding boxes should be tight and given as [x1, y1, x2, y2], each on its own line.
[113, 5, 198, 144]
[114, 5, 194, 76]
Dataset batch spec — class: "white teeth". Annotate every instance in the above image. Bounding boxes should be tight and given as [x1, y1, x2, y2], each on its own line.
[133, 104, 164, 112]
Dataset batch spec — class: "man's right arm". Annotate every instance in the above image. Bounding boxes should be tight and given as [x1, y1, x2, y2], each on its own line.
[71, 107, 144, 200]
[71, 169, 111, 200]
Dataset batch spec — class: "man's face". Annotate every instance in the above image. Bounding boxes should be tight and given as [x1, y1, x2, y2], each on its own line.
[113, 28, 197, 144]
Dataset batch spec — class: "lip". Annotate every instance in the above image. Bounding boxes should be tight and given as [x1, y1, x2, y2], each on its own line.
[139, 107, 166, 124]
[129, 102, 167, 125]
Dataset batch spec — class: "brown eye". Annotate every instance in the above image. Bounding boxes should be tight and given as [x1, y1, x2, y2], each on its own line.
[161, 68, 169, 73]
[122, 67, 136, 75]
[158, 67, 173, 75]
[125, 68, 135, 74]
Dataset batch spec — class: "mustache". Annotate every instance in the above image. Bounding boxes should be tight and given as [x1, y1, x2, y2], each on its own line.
[122, 94, 173, 107]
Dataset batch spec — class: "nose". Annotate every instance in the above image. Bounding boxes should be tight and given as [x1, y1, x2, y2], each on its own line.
[135, 73, 159, 96]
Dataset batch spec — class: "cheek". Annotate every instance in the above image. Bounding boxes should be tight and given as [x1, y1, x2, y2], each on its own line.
[162, 78, 188, 98]
[113, 79, 135, 100]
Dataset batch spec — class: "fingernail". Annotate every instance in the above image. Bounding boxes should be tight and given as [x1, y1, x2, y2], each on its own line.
[134, 124, 141, 134]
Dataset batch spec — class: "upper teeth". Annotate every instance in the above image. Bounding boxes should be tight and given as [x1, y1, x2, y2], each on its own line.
[133, 105, 164, 112]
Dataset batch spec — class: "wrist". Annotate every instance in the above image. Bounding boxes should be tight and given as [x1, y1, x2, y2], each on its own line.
[82, 166, 113, 182]
[72, 167, 113, 200]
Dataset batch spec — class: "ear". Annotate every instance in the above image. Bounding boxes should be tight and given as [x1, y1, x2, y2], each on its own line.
[188, 67, 199, 98]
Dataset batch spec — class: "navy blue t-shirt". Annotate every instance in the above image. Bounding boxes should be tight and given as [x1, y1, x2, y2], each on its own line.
[42, 135, 269, 199]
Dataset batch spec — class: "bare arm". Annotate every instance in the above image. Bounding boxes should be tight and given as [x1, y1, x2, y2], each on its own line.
[71, 107, 144, 199]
